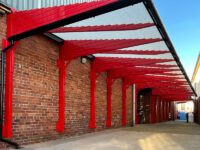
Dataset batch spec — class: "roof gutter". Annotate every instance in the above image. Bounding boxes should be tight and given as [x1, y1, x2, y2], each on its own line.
[143, 0, 197, 97]
[0, 2, 12, 15]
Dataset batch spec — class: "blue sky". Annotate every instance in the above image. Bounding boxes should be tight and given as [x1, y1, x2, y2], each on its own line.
[153, 0, 200, 79]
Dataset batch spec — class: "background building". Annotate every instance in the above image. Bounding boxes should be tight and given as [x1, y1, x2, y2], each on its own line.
[192, 53, 200, 97]
[177, 101, 194, 113]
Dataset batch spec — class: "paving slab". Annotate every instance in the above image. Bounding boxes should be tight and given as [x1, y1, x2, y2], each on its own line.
[18, 121, 200, 150]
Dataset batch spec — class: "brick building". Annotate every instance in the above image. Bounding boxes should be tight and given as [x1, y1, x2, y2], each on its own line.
[0, 0, 196, 149]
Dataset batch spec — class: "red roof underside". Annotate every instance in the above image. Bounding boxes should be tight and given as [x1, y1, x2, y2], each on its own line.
[6, 0, 194, 100]
[7, 0, 118, 39]
[60, 38, 162, 60]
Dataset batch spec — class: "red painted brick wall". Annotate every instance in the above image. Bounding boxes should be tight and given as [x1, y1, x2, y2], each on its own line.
[0, 14, 133, 148]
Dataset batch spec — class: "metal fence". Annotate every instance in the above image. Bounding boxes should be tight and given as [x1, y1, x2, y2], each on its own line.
[0, 0, 97, 10]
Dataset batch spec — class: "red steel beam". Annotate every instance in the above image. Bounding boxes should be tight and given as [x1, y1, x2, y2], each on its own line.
[50, 23, 155, 33]
[148, 64, 177, 68]
[61, 38, 162, 60]
[105, 50, 169, 55]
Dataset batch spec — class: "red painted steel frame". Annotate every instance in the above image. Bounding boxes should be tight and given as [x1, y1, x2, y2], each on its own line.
[7, 0, 118, 40]
[2, 39, 19, 138]
[94, 57, 173, 73]
[56, 59, 69, 133]
[89, 62, 97, 129]
[61, 38, 161, 60]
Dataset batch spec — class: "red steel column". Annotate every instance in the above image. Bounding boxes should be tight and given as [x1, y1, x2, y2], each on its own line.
[163, 100, 166, 121]
[157, 97, 161, 122]
[89, 61, 96, 129]
[154, 96, 156, 123]
[162, 99, 165, 122]
[2, 39, 18, 138]
[106, 75, 113, 127]
[56, 59, 68, 133]
[165, 101, 168, 121]
[155, 97, 158, 123]
[122, 79, 127, 126]
[165, 101, 167, 121]
[160, 99, 163, 122]
[135, 87, 138, 125]
[155, 97, 157, 123]
[167, 101, 169, 121]
[169, 101, 171, 120]
[151, 96, 156, 123]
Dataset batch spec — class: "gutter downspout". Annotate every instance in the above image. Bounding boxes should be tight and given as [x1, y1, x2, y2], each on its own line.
[0, 41, 20, 149]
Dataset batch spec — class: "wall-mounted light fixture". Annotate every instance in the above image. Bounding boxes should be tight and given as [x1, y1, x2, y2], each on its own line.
[81, 57, 87, 64]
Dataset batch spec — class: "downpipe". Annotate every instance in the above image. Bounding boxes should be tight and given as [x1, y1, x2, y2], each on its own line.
[0, 41, 20, 149]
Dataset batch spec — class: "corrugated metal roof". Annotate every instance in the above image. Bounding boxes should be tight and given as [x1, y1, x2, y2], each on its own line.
[0, 0, 97, 10]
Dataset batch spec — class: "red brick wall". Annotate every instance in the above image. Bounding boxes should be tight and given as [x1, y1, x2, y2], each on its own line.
[0, 14, 133, 148]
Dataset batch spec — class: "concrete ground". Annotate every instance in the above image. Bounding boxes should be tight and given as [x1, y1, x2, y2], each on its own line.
[20, 121, 200, 150]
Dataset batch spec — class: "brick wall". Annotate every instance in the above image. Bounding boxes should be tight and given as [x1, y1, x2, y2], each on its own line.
[0, 14, 7, 150]
[0, 14, 133, 148]
[0, 14, 6, 49]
